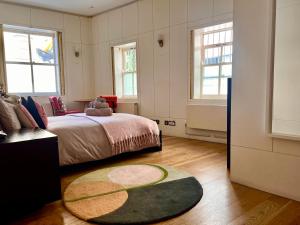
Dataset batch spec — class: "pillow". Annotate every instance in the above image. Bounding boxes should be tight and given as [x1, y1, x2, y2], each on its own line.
[57, 97, 66, 111]
[15, 104, 38, 128]
[35, 101, 48, 128]
[21, 97, 46, 129]
[3, 95, 21, 105]
[0, 98, 21, 132]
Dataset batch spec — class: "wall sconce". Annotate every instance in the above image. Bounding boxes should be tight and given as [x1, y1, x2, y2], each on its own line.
[158, 36, 164, 48]
[74, 46, 80, 58]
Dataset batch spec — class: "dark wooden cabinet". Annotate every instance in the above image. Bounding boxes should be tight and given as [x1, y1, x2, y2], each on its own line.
[0, 129, 61, 221]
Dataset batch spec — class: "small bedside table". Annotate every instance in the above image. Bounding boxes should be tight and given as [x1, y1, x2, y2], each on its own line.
[0, 129, 61, 221]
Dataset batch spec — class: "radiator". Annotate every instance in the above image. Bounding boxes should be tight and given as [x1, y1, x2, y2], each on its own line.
[116, 102, 139, 115]
[186, 105, 227, 132]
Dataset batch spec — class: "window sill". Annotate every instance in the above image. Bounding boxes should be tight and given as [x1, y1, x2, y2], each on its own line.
[188, 98, 227, 106]
[118, 98, 139, 104]
[269, 132, 300, 142]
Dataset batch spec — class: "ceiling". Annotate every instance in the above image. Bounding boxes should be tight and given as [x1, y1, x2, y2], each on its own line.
[1, 0, 137, 16]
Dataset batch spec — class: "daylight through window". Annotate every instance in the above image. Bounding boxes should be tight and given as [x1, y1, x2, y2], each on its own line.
[112, 42, 137, 99]
[3, 25, 60, 95]
[191, 22, 233, 99]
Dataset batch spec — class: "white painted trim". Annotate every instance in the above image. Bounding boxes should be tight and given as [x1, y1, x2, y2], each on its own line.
[231, 175, 300, 202]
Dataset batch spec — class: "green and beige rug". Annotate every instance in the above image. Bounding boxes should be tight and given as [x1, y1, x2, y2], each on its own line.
[63, 164, 203, 224]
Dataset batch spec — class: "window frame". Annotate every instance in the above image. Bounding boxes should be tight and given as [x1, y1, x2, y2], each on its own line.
[112, 41, 138, 101]
[121, 47, 137, 98]
[190, 22, 233, 101]
[3, 26, 61, 96]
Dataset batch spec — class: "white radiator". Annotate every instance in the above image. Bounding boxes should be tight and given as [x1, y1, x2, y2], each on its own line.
[186, 105, 227, 132]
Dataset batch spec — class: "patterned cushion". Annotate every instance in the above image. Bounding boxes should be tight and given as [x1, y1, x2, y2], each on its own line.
[57, 97, 66, 111]
[21, 97, 46, 129]
[0, 98, 21, 132]
[15, 104, 38, 128]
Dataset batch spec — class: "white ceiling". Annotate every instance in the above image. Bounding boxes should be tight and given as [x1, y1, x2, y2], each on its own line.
[1, 0, 136, 16]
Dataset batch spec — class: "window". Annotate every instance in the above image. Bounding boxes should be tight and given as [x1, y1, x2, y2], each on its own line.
[191, 22, 233, 99]
[3, 25, 60, 95]
[112, 42, 137, 99]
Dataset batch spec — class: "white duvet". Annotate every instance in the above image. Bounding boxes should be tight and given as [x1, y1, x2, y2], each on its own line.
[47, 113, 160, 166]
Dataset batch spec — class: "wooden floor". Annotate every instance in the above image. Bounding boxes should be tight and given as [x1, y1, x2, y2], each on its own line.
[9, 137, 300, 225]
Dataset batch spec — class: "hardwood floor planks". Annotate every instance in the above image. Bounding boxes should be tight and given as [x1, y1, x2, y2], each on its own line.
[8, 136, 300, 225]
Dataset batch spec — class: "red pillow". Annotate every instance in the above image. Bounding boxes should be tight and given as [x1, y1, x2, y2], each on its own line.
[35, 102, 48, 128]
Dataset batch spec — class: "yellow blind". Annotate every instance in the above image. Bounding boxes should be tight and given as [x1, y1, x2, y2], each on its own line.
[0, 24, 6, 94]
[57, 31, 65, 96]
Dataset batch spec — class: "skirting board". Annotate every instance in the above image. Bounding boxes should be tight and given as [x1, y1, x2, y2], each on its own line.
[230, 146, 300, 202]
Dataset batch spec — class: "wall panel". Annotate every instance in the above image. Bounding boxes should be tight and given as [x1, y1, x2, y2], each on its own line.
[188, 0, 213, 22]
[122, 3, 138, 38]
[108, 9, 122, 41]
[170, 24, 188, 119]
[139, 32, 155, 117]
[64, 14, 81, 43]
[31, 9, 63, 30]
[154, 28, 170, 118]
[170, 0, 187, 25]
[64, 42, 83, 100]
[231, 0, 273, 151]
[0, 3, 30, 26]
[80, 17, 92, 44]
[153, 0, 170, 30]
[82, 44, 94, 98]
[213, 0, 234, 16]
[138, 0, 153, 33]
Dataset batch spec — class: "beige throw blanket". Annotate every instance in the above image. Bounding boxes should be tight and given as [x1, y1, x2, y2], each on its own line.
[70, 113, 160, 155]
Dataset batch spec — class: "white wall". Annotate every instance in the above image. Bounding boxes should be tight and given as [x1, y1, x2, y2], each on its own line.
[92, 0, 233, 137]
[231, 0, 300, 201]
[0, 3, 94, 110]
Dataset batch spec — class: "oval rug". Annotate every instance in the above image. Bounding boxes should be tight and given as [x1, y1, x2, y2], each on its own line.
[63, 164, 203, 225]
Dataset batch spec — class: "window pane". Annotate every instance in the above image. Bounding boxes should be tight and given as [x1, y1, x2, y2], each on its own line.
[220, 31, 226, 43]
[123, 73, 134, 96]
[204, 47, 221, 65]
[192, 22, 233, 99]
[133, 73, 137, 96]
[221, 64, 232, 77]
[225, 30, 233, 42]
[33, 65, 57, 93]
[6, 64, 32, 93]
[213, 32, 220, 44]
[193, 48, 201, 99]
[208, 33, 214, 45]
[124, 49, 136, 72]
[203, 34, 209, 46]
[203, 78, 219, 95]
[4, 32, 30, 62]
[30, 34, 55, 64]
[220, 78, 228, 95]
[222, 45, 232, 63]
[203, 66, 219, 78]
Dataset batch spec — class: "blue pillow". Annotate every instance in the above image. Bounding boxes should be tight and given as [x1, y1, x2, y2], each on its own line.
[21, 97, 46, 129]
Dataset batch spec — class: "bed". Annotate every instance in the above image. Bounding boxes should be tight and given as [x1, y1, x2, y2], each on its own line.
[47, 113, 161, 166]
